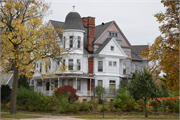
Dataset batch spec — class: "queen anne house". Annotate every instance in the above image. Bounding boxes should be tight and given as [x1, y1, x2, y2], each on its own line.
[30, 7, 148, 102]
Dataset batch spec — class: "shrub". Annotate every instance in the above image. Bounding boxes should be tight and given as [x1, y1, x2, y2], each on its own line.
[72, 106, 79, 113]
[79, 102, 90, 112]
[134, 104, 141, 112]
[95, 86, 106, 104]
[150, 100, 160, 112]
[18, 75, 29, 89]
[109, 100, 114, 112]
[54, 85, 79, 103]
[17, 86, 54, 111]
[98, 105, 109, 112]
[91, 99, 98, 110]
[136, 99, 144, 112]
[114, 87, 136, 112]
[56, 96, 72, 112]
[1, 84, 11, 102]
[174, 102, 179, 113]
[165, 99, 176, 113]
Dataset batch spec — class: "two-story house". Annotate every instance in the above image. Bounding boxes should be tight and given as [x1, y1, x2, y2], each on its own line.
[30, 7, 148, 102]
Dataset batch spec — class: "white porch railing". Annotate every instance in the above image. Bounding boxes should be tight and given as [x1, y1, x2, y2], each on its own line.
[77, 90, 93, 96]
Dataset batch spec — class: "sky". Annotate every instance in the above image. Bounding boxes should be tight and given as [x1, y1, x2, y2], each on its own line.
[44, 0, 166, 45]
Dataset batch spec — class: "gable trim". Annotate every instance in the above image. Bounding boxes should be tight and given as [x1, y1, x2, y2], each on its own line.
[94, 21, 114, 43]
[113, 22, 131, 47]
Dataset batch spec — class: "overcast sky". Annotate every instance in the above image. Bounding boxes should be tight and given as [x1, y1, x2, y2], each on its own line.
[44, 0, 165, 45]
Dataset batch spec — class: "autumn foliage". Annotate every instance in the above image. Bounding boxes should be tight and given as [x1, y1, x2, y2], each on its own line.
[141, 0, 179, 91]
[54, 85, 79, 102]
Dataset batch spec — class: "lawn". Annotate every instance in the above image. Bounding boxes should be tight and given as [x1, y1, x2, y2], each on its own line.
[74, 114, 180, 119]
[1, 113, 42, 119]
[1, 109, 179, 119]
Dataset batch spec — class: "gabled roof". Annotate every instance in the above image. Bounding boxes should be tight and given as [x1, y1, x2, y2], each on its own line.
[94, 21, 131, 47]
[94, 38, 112, 54]
[131, 53, 142, 61]
[132, 45, 148, 53]
[94, 21, 114, 41]
[49, 20, 64, 29]
[0, 72, 14, 88]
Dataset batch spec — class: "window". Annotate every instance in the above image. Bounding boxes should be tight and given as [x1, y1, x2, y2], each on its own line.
[57, 61, 59, 65]
[62, 79, 65, 86]
[31, 80, 34, 86]
[98, 80, 103, 87]
[55, 80, 58, 88]
[46, 65, 47, 72]
[123, 63, 126, 74]
[77, 59, 81, 70]
[109, 32, 118, 37]
[49, 62, 51, 69]
[40, 63, 42, 72]
[98, 61, 103, 72]
[135, 65, 138, 73]
[69, 36, 73, 48]
[68, 79, 73, 86]
[78, 36, 81, 48]
[111, 46, 114, 51]
[37, 81, 42, 86]
[77, 80, 81, 90]
[69, 59, 73, 70]
[113, 61, 116, 66]
[64, 37, 66, 48]
[36, 63, 38, 68]
[63, 59, 65, 66]
[28, 79, 30, 85]
[109, 80, 115, 93]
[109, 61, 112, 66]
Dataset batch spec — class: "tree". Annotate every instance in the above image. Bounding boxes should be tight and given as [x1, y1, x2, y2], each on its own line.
[18, 75, 29, 89]
[127, 68, 160, 117]
[95, 86, 106, 104]
[141, 0, 179, 91]
[0, 0, 65, 114]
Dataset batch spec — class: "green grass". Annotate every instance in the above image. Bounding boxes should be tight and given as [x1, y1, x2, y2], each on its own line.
[1, 113, 42, 119]
[74, 114, 180, 119]
[1, 109, 179, 119]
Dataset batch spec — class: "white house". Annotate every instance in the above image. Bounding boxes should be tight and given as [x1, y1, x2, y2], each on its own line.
[30, 7, 148, 102]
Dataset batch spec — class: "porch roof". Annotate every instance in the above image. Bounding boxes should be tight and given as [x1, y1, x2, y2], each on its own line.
[34, 73, 95, 80]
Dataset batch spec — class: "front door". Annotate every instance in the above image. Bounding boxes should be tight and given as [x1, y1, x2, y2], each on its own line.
[46, 82, 50, 91]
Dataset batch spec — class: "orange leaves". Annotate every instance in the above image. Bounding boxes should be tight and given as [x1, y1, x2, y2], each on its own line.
[145, 0, 180, 91]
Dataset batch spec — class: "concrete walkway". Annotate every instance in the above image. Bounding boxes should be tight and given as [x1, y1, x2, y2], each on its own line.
[1, 113, 86, 120]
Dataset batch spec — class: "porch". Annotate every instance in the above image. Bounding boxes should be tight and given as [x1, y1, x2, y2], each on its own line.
[33, 74, 94, 97]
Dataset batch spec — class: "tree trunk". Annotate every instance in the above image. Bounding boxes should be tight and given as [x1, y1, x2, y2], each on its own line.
[10, 62, 19, 114]
[144, 98, 148, 117]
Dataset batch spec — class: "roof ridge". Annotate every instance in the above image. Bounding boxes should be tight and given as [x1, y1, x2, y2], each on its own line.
[95, 21, 114, 27]
[49, 20, 64, 23]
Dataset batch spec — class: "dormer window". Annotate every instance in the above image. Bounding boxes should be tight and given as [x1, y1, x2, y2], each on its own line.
[109, 31, 118, 37]
[111, 46, 114, 51]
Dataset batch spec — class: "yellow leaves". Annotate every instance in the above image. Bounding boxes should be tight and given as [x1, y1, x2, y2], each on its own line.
[0, 0, 65, 79]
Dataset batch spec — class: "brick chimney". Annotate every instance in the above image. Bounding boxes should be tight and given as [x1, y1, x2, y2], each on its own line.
[82, 17, 95, 53]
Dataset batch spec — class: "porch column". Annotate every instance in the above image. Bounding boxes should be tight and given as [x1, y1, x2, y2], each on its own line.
[49, 79, 51, 95]
[76, 77, 77, 89]
[90, 79, 91, 97]
[42, 78, 44, 94]
[58, 77, 60, 88]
